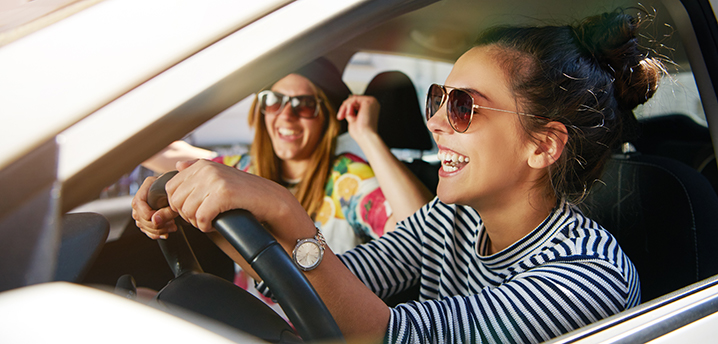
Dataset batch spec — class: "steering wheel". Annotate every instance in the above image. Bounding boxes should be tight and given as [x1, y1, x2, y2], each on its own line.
[147, 171, 344, 343]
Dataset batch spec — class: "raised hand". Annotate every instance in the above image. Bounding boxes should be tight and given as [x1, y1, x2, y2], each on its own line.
[337, 95, 381, 142]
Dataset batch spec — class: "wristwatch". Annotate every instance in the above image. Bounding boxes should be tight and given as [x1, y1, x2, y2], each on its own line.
[292, 227, 326, 271]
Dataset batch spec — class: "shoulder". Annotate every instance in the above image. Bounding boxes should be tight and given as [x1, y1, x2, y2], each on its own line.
[327, 153, 377, 189]
[534, 201, 614, 255]
[558, 202, 620, 255]
[537, 201, 636, 277]
[331, 153, 373, 174]
[517, 203, 639, 301]
[335, 152, 366, 163]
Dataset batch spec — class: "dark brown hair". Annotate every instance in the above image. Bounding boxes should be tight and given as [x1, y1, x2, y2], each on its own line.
[475, 10, 665, 203]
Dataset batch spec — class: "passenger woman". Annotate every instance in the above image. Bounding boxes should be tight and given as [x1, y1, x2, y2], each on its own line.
[142, 58, 433, 253]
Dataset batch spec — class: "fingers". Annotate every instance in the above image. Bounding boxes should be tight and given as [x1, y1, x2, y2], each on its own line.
[337, 98, 357, 121]
[161, 159, 307, 237]
[176, 159, 199, 171]
[131, 176, 179, 240]
[131, 160, 231, 240]
[165, 160, 225, 232]
[341, 95, 380, 139]
[153, 207, 180, 227]
[131, 177, 156, 229]
[340, 95, 379, 118]
[169, 158, 209, 225]
[133, 176, 156, 204]
[136, 158, 314, 245]
[142, 220, 178, 240]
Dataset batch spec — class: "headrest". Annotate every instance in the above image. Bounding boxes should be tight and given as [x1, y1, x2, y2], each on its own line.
[364, 71, 433, 151]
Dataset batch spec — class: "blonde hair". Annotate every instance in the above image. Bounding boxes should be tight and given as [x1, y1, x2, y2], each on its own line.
[247, 81, 340, 218]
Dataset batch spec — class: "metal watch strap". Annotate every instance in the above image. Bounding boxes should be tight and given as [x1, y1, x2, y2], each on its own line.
[314, 227, 326, 249]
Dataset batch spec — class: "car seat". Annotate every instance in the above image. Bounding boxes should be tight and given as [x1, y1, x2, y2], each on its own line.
[363, 71, 439, 193]
[633, 114, 718, 195]
[579, 147, 718, 302]
[363, 71, 433, 151]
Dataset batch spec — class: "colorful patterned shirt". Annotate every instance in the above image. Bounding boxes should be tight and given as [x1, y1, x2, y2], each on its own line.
[211, 152, 391, 253]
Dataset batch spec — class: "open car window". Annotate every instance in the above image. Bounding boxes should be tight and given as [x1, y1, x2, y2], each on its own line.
[4, 0, 718, 342]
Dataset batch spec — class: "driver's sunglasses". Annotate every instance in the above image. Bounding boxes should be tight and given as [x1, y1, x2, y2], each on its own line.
[258, 90, 322, 118]
[425, 83, 549, 133]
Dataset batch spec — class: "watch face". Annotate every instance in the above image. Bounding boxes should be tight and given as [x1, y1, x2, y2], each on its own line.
[294, 239, 323, 270]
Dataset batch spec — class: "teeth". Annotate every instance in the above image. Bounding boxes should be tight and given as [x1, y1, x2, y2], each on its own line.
[278, 128, 299, 136]
[442, 165, 458, 172]
[438, 150, 469, 168]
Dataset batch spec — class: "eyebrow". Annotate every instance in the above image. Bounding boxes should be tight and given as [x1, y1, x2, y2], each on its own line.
[268, 91, 316, 98]
[446, 85, 489, 102]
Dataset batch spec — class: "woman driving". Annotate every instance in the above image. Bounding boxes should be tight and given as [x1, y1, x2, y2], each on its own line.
[133, 10, 663, 343]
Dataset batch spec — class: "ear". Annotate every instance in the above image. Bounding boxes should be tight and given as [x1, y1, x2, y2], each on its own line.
[527, 121, 568, 169]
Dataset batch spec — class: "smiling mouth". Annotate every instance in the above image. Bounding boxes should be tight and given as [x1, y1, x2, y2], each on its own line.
[438, 150, 470, 172]
[278, 127, 301, 139]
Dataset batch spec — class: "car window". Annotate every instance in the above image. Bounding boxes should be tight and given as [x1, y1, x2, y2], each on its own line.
[8, 0, 718, 341]
[189, 97, 254, 156]
[84, 40, 712, 235]
[636, 71, 707, 126]
[102, 50, 710, 201]
[343, 52, 454, 105]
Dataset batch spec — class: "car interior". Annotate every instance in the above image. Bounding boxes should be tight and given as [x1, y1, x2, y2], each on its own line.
[3, 0, 718, 342]
[580, 141, 718, 302]
[364, 70, 440, 193]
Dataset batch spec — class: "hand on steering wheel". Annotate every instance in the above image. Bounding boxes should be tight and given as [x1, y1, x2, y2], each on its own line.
[143, 166, 345, 343]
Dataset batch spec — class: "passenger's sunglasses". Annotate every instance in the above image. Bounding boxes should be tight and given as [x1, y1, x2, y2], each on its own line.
[425, 84, 549, 133]
[258, 90, 322, 118]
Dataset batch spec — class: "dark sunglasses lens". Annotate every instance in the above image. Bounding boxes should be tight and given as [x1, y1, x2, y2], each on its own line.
[448, 89, 473, 132]
[426, 84, 444, 121]
[261, 92, 283, 114]
[291, 96, 318, 118]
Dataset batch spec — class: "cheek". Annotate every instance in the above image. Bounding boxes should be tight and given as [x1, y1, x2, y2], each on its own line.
[469, 126, 527, 174]
[305, 118, 326, 142]
[264, 115, 273, 132]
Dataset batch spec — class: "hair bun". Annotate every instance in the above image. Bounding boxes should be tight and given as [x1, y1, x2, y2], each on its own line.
[573, 11, 663, 110]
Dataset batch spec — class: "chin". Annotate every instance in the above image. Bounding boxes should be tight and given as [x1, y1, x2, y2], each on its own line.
[436, 180, 460, 205]
[273, 153, 293, 162]
[272, 146, 299, 160]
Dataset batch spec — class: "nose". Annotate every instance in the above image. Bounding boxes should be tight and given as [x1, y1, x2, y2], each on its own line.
[426, 103, 452, 134]
[276, 101, 298, 119]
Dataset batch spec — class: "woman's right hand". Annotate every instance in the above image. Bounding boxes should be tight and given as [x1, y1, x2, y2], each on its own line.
[337, 95, 381, 142]
[131, 176, 179, 240]
[163, 159, 317, 245]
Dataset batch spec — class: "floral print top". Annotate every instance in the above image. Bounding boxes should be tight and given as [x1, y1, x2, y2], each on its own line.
[211, 153, 391, 253]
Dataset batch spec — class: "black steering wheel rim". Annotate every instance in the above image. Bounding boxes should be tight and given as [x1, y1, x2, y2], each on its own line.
[147, 171, 344, 343]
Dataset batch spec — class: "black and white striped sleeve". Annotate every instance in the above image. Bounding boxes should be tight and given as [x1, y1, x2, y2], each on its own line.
[384, 258, 638, 344]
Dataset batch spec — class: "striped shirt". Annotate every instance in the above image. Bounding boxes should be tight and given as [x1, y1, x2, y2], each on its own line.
[338, 197, 640, 343]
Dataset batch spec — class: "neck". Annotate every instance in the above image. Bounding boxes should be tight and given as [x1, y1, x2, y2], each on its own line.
[477, 191, 556, 255]
[281, 159, 308, 181]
